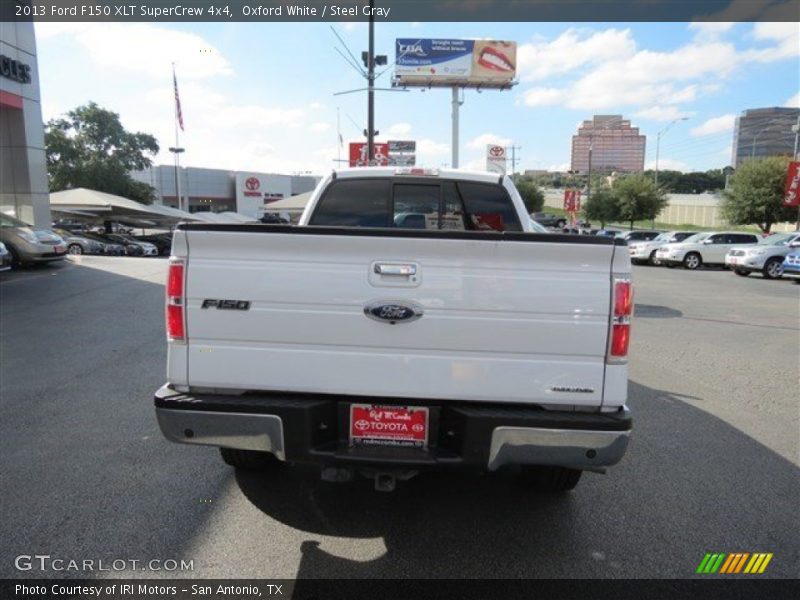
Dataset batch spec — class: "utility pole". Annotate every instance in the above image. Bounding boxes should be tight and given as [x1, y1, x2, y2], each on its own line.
[793, 116, 799, 231]
[507, 145, 522, 180]
[655, 117, 689, 189]
[451, 88, 462, 168]
[367, 0, 375, 163]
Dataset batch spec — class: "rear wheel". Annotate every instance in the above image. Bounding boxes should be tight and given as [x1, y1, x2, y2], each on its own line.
[6, 244, 24, 269]
[649, 250, 660, 266]
[556, 219, 566, 229]
[520, 465, 582, 492]
[683, 252, 702, 270]
[734, 269, 750, 277]
[67, 244, 83, 255]
[762, 257, 783, 280]
[219, 447, 280, 471]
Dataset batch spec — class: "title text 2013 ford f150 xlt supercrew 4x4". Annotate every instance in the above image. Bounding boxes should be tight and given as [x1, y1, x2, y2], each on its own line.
[154, 168, 633, 492]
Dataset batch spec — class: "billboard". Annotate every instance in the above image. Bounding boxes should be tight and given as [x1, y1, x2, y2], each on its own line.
[486, 144, 506, 174]
[394, 39, 517, 88]
[235, 173, 291, 218]
[349, 142, 390, 167]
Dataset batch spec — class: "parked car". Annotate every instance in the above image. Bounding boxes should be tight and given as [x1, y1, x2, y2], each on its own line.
[71, 231, 125, 256]
[781, 247, 800, 283]
[53, 228, 107, 255]
[530, 212, 567, 229]
[135, 233, 173, 256]
[628, 231, 696, 265]
[595, 229, 623, 238]
[656, 231, 761, 270]
[528, 218, 551, 233]
[615, 230, 661, 243]
[81, 232, 144, 256]
[99, 233, 158, 256]
[155, 168, 633, 494]
[0, 241, 11, 272]
[725, 233, 800, 279]
[0, 213, 67, 268]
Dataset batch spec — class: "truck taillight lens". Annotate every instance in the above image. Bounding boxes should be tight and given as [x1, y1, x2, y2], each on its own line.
[608, 277, 633, 362]
[166, 259, 185, 342]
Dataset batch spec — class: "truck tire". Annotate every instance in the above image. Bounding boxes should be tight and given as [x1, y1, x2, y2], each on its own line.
[734, 269, 750, 277]
[520, 465, 582, 492]
[762, 257, 783, 280]
[219, 447, 280, 470]
[683, 252, 702, 270]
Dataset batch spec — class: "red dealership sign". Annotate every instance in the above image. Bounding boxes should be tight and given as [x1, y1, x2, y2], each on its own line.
[349, 142, 389, 167]
[563, 189, 581, 212]
[783, 161, 800, 207]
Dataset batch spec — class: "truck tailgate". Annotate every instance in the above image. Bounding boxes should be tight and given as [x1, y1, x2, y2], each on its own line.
[179, 228, 616, 407]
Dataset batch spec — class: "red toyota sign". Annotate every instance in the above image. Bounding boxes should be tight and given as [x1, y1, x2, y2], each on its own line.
[349, 142, 389, 167]
[783, 161, 800, 207]
[564, 189, 581, 212]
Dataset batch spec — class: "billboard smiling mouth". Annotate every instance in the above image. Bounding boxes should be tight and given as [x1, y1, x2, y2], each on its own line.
[478, 46, 514, 72]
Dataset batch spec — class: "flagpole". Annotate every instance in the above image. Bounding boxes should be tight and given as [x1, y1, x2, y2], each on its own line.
[337, 107, 341, 165]
[169, 63, 185, 212]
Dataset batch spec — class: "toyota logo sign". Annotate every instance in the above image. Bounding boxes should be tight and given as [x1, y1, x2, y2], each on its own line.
[245, 177, 260, 191]
[489, 145, 505, 158]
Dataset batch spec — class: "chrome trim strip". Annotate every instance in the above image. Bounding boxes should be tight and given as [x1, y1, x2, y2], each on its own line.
[155, 408, 285, 461]
[487, 425, 630, 471]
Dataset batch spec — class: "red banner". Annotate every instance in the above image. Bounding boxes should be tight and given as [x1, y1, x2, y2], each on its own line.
[783, 161, 800, 207]
[349, 142, 389, 167]
[563, 189, 581, 213]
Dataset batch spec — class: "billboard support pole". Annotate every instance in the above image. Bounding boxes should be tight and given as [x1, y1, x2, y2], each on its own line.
[451, 87, 461, 168]
[367, 1, 375, 164]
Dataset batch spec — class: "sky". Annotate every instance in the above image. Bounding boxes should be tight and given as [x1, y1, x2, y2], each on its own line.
[34, 20, 800, 176]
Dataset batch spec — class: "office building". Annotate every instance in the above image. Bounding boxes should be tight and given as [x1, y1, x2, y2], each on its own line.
[571, 115, 646, 173]
[731, 107, 799, 167]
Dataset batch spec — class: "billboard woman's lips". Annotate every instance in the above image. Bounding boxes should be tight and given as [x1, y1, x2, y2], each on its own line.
[478, 46, 514, 72]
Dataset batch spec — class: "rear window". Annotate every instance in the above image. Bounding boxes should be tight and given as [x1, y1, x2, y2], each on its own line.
[309, 178, 522, 232]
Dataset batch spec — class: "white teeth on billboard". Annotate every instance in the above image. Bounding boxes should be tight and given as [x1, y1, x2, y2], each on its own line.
[483, 52, 511, 70]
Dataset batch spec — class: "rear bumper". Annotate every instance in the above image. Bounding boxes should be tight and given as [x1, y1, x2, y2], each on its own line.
[154, 384, 632, 471]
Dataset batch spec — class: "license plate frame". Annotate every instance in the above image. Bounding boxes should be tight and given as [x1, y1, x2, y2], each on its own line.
[349, 404, 429, 449]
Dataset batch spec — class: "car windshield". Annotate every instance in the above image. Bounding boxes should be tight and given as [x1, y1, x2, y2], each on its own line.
[0, 213, 32, 228]
[528, 219, 549, 234]
[652, 233, 672, 242]
[681, 232, 710, 244]
[757, 233, 796, 246]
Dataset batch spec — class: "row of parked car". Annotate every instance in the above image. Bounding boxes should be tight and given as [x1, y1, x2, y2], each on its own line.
[0, 212, 174, 270]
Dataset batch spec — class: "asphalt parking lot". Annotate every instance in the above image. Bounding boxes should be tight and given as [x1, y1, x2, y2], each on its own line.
[1, 256, 798, 579]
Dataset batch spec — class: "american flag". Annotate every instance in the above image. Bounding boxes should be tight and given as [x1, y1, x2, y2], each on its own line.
[173, 69, 184, 131]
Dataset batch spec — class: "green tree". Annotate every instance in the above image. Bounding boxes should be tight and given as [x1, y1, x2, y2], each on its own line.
[613, 175, 669, 229]
[515, 179, 545, 213]
[45, 102, 159, 203]
[721, 157, 795, 233]
[582, 187, 619, 228]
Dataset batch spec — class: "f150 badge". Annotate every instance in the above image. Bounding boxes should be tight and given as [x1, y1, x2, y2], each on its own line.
[201, 299, 250, 310]
[364, 301, 423, 324]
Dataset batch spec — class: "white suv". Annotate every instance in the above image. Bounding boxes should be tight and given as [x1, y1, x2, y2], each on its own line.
[656, 231, 760, 270]
[629, 231, 695, 265]
[725, 232, 800, 279]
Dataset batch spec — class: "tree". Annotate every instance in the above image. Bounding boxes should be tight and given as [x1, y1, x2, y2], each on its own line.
[515, 179, 545, 213]
[45, 102, 159, 203]
[721, 157, 795, 233]
[582, 187, 619, 228]
[613, 175, 669, 229]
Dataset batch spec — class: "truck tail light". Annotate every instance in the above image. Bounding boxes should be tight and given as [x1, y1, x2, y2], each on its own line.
[608, 277, 632, 363]
[166, 259, 186, 343]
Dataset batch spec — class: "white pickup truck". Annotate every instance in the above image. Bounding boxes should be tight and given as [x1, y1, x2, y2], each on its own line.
[155, 168, 633, 492]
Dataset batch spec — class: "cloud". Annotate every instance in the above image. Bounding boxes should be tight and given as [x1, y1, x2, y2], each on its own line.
[310, 122, 332, 133]
[516, 28, 636, 82]
[634, 106, 693, 122]
[466, 133, 511, 149]
[416, 139, 450, 158]
[645, 158, 689, 172]
[521, 88, 565, 107]
[688, 22, 735, 40]
[386, 122, 412, 136]
[786, 93, 800, 108]
[690, 114, 737, 137]
[548, 162, 570, 172]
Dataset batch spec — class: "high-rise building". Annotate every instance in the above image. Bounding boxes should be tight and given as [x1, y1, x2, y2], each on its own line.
[571, 115, 646, 173]
[731, 107, 799, 167]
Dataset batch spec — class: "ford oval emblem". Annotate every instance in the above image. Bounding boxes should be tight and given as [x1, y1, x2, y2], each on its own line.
[364, 301, 424, 324]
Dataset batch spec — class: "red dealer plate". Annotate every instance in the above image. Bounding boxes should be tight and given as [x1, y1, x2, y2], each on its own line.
[349, 404, 429, 449]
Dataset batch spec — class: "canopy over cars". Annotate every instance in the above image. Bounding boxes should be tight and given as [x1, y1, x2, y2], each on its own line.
[49, 188, 199, 227]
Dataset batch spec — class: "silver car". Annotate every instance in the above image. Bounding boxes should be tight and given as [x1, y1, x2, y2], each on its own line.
[53, 228, 107, 255]
[0, 213, 67, 267]
[725, 232, 800, 279]
[628, 231, 696, 265]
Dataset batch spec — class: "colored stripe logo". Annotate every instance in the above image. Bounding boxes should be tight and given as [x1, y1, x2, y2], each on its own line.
[697, 552, 773, 574]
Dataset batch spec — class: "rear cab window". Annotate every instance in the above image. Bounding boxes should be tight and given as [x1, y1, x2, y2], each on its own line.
[309, 178, 522, 232]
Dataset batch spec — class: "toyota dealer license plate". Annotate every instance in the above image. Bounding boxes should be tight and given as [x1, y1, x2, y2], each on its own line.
[349, 404, 428, 449]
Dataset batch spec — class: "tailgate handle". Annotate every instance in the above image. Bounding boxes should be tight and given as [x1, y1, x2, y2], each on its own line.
[374, 263, 416, 276]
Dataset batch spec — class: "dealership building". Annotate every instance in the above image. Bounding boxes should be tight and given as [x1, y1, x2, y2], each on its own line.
[131, 165, 319, 219]
[1, 21, 49, 227]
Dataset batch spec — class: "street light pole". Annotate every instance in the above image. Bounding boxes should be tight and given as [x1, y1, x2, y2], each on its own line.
[793, 117, 799, 231]
[654, 117, 689, 189]
[168, 146, 185, 211]
[367, 0, 375, 163]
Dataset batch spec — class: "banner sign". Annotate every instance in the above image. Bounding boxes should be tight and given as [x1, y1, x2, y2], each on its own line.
[395, 39, 516, 88]
[563, 189, 581, 212]
[486, 144, 506, 174]
[783, 161, 800, 207]
[235, 173, 291, 218]
[389, 140, 416, 153]
[349, 142, 390, 167]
